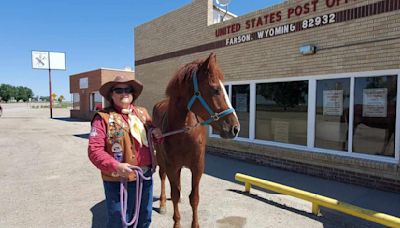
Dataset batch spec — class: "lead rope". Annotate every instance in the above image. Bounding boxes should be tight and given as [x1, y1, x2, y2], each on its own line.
[160, 123, 200, 138]
[120, 166, 151, 228]
[146, 125, 200, 174]
[119, 118, 154, 228]
[147, 128, 157, 174]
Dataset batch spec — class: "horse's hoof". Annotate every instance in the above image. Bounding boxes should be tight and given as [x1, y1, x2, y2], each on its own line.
[159, 207, 167, 215]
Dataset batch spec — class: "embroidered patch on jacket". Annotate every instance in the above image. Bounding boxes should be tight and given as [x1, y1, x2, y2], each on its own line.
[89, 127, 98, 137]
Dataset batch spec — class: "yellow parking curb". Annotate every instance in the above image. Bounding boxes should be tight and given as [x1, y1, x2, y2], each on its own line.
[235, 173, 400, 228]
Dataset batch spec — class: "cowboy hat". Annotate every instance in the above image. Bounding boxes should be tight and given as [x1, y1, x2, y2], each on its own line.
[99, 75, 143, 102]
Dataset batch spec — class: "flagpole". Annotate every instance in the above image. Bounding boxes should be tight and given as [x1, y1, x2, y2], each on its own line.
[49, 68, 53, 119]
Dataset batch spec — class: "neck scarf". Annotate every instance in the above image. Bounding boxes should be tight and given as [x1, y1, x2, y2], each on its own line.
[122, 108, 148, 148]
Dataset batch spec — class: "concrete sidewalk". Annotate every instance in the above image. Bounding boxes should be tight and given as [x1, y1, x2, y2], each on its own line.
[203, 153, 400, 228]
[0, 104, 398, 228]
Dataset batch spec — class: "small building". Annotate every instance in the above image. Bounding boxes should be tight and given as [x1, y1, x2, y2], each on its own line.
[69, 68, 135, 120]
[134, 0, 400, 192]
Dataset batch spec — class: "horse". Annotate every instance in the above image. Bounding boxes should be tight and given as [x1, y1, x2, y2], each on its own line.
[341, 102, 396, 156]
[352, 103, 396, 156]
[152, 53, 240, 228]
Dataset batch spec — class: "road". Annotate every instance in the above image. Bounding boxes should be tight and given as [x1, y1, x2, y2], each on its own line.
[0, 103, 398, 228]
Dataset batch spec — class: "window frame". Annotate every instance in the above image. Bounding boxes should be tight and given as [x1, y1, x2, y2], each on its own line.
[89, 91, 103, 111]
[71, 93, 80, 110]
[209, 69, 400, 163]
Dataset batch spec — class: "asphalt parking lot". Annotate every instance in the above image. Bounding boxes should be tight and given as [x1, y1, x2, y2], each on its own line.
[0, 103, 399, 228]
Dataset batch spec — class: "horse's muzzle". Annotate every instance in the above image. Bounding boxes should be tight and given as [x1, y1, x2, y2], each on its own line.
[232, 125, 240, 137]
[220, 124, 240, 139]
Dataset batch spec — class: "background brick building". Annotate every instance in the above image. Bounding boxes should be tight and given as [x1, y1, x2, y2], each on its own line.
[134, 0, 400, 191]
[69, 68, 134, 120]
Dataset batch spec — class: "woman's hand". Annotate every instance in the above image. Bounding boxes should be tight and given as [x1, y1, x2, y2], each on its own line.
[115, 163, 134, 178]
[151, 128, 163, 144]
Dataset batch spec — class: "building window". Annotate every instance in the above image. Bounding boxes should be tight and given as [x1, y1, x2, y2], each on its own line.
[232, 84, 250, 138]
[72, 93, 80, 110]
[90, 91, 103, 111]
[315, 78, 350, 151]
[79, 77, 88, 89]
[256, 81, 308, 145]
[215, 71, 399, 161]
[353, 75, 397, 157]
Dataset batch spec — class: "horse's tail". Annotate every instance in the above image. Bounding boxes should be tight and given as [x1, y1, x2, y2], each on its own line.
[152, 99, 169, 130]
[152, 99, 169, 171]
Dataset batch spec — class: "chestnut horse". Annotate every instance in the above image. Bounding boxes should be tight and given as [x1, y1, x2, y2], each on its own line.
[352, 103, 396, 156]
[152, 53, 240, 228]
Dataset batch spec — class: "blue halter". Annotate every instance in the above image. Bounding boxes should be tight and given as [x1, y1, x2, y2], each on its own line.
[187, 68, 235, 125]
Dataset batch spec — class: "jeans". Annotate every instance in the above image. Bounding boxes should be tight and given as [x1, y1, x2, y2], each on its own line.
[103, 170, 153, 228]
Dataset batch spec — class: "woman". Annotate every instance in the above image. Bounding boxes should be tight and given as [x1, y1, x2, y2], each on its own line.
[88, 75, 162, 228]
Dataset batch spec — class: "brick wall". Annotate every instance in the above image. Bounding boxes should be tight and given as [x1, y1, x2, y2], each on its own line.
[69, 68, 135, 120]
[206, 144, 400, 192]
[134, 0, 400, 190]
[134, 0, 212, 60]
[135, 0, 400, 110]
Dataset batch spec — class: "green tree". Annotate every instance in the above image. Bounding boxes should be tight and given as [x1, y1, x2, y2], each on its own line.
[15, 86, 34, 102]
[40, 96, 50, 102]
[0, 84, 16, 102]
[58, 95, 65, 104]
[258, 81, 308, 111]
[0, 84, 33, 102]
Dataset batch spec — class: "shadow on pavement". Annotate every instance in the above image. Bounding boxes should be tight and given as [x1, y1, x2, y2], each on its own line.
[91, 200, 107, 228]
[227, 189, 379, 228]
[204, 152, 398, 227]
[152, 196, 172, 215]
[53, 117, 88, 122]
[74, 133, 90, 139]
[227, 189, 332, 224]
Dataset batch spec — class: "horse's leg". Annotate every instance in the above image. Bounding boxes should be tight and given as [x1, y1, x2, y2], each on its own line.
[177, 169, 182, 203]
[159, 165, 167, 214]
[156, 146, 168, 214]
[167, 167, 182, 228]
[189, 166, 203, 228]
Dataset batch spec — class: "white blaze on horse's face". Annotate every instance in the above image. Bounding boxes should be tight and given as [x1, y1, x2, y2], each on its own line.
[219, 80, 237, 119]
[216, 80, 240, 138]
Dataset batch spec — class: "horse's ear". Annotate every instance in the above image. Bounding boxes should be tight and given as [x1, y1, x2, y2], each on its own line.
[201, 52, 216, 70]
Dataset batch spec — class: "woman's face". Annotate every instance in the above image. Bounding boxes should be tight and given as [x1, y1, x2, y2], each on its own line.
[111, 84, 134, 108]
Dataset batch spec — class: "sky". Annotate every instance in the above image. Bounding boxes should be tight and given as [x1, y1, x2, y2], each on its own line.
[0, 0, 283, 100]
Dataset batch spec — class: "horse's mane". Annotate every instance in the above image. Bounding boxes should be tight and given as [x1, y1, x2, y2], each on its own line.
[165, 60, 201, 98]
[165, 55, 223, 98]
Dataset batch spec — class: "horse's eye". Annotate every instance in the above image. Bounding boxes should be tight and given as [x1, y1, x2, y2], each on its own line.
[214, 88, 221, 95]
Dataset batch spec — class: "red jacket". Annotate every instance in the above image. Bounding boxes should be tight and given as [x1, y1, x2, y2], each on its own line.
[88, 105, 152, 181]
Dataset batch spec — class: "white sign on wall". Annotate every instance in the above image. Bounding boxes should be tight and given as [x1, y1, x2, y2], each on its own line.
[273, 120, 289, 143]
[80, 77, 88, 89]
[323, 90, 343, 116]
[363, 88, 387, 117]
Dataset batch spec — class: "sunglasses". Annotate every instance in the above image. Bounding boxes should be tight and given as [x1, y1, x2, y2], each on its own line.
[112, 87, 134, 94]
